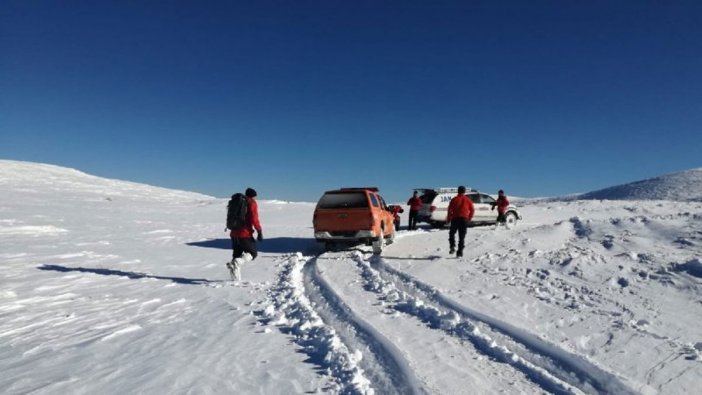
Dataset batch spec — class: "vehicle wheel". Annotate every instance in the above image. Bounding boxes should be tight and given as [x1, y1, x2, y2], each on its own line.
[372, 226, 385, 254]
[430, 221, 444, 229]
[317, 241, 330, 252]
[504, 212, 517, 229]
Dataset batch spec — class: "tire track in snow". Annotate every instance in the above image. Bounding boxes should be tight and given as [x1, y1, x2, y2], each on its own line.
[257, 252, 372, 394]
[304, 257, 427, 395]
[349, 250, 636, 395]
[257, 252, 425, 395]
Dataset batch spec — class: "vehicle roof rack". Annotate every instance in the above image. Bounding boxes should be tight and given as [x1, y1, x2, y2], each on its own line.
[414, 187, 474, 193]
[339, 187, 379, 192]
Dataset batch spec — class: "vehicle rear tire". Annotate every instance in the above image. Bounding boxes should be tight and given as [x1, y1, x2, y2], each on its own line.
[504, 212, 517, 229]
[317, 241, 330, 252]
[372, 227, 385, 255]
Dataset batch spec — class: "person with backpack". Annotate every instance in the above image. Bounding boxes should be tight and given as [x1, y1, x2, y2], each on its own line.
[491, 189, 510, 226]
[406, 191, 422, 230]
[226, 188, 263, 281]
[446, 186, 475, 258]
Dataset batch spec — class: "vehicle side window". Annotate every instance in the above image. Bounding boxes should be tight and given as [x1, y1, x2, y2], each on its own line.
[378, 196, 388, 210]
[481, 194, 495, 204]
[468, 194, 480, 203]
[369, 193, 380, 208]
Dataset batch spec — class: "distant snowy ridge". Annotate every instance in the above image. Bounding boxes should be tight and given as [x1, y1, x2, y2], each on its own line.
[0, 160, 214, 202]
[579, 167, 702, 202]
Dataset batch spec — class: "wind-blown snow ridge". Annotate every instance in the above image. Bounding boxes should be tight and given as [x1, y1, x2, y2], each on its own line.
[257, 253, 374, 394]
[579, 167, 702, 202]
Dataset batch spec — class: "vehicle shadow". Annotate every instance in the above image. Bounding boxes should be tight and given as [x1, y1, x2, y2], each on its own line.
[37, 264, 217, 285]
[381, 255, 442, 261]
[186, 237, 318, 254]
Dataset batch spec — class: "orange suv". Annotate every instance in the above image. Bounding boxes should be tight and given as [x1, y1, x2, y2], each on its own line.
[313, 187, 396, 253]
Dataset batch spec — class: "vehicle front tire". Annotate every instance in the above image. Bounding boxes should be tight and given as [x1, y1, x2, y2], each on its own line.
[504, 212, 517, 229]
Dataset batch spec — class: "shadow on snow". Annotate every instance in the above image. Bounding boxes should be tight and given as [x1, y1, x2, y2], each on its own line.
[186, 237, 318, 254]
[37, 264, 216, 285]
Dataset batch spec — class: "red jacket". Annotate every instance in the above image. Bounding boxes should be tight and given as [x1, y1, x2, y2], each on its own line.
[407, 196, 422, 211]
[231, 198, 262, 239]
[447, 194, 475, 222]
[391, 205, 404, 221]
[494, 195, 509, 215]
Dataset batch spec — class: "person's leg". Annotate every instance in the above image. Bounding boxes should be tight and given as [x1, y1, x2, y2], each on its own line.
[240, 237, 258, 261]
[228, 237, 245, 280]
[448, 219, 457, 253]
[457, 219, 467, 257]
[231, 237, 244, 259]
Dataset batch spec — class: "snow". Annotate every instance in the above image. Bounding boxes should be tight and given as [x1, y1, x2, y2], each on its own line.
[579, 168, 702, 202]
[2, 160, 701, 394]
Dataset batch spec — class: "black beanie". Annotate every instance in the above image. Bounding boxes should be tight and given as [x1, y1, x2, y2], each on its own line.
[245, 188, 257, 197]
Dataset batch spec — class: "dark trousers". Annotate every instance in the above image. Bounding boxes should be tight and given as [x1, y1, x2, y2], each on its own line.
[496, 212, 506, 223]
[449, 218, 468, 253]
[231, 237, 258, 260]
[408, 210, 419, 230]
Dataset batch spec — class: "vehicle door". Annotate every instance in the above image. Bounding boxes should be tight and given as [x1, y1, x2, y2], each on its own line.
[480, 194, 498, 222]
[377, 194, 394, 235]
[468, 193, 490, 221]
[416, 189, 436, 220]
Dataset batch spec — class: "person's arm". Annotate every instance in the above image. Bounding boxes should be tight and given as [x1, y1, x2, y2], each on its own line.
[250, 201, 262, 233]
[446, 198, 455, 222]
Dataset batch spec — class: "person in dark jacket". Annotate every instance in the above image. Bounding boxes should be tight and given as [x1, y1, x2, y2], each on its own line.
[406, 191, 422, 230]
[446, 186, 475, 257]
[491, 189, 510, 225]
[227, 187, 263, 280]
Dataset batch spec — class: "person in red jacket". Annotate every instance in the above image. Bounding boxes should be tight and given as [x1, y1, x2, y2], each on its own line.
[446, 186, 475, 257]
[406, 191, 423, 230]
[227, 187, 263, 280]
[390, 205, 404, 231]
[491, 189, 509, 225]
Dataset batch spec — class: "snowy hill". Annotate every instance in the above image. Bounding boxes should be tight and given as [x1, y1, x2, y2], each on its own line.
[2, 161, 701, 394]
[579, 167, 702, 202]
[0, 160, 214, 203]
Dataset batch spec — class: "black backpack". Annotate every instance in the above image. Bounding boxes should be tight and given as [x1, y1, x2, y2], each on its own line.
[226, 193, 248, 230]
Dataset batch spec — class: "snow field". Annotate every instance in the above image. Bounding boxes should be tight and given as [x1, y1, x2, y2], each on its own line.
[2, 161, 701, 394]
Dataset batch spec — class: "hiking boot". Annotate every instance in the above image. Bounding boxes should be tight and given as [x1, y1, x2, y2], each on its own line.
[449, 247, 456, 254]
[456, 250, 463, 258]
[227, 259, 241, 281]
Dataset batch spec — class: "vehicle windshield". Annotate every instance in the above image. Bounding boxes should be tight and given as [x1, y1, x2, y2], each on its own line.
[317, 192, 368, 209]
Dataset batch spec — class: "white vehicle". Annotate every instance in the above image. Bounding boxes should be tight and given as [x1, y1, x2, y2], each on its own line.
[414, 187, 521, 228]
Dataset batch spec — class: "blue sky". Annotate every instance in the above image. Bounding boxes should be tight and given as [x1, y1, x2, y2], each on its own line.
[2, 1, 701, 203]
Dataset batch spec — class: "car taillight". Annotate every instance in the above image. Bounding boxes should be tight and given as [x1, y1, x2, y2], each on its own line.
[430, 206, 436, 212]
